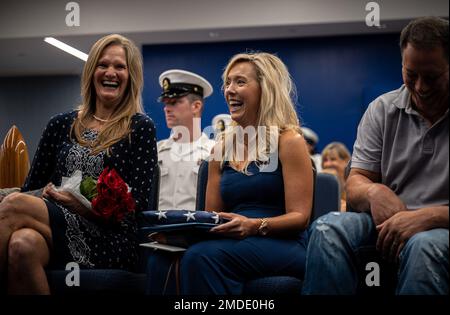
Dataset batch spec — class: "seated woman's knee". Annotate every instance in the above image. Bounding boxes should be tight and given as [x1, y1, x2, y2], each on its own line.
[0, 196, 17, 224]
[182, 245, 205, 265]
[0, 193, 30, 230]
[0, 193, 26, 217]
[8, 229, 44, 266]
[182, 242, 222, 266]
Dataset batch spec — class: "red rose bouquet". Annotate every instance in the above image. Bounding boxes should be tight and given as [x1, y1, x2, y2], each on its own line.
[80, 167, 135, 223]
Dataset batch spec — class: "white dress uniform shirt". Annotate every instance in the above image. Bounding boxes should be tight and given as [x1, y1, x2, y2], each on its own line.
[157, 133, 215, 210]
[312, 153, 323, 172]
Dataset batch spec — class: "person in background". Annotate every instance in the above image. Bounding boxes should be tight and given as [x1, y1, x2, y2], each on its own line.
[321, 142, 351, 211]
[211, 113, 232, 136]
[302, 17, 448, 295]
[0, 34, 157, 294]
[157, 70, 215, 211]
[301, 127, 322, 172]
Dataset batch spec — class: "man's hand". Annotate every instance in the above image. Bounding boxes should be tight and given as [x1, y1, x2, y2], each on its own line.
[43, 182, 91, 217]
[210, 212, 259, 239]
[376, 209, 431, 262]
[367, 183, 407, 226]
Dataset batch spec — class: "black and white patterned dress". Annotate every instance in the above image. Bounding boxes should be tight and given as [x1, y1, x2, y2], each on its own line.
[22, 111, 158, 271]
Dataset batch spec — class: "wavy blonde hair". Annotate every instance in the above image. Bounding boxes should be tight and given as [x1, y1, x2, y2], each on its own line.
[71, 34, 144, 155]
[218, 52, 301, 173]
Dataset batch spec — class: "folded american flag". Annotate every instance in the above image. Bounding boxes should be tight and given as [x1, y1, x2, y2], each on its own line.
[138, 210, 229, 248]
[139, 210, 228, 226]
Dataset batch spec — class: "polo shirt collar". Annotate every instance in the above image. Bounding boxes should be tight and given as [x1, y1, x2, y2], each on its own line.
[392, 84, 449, 123]
[392, 85, 414, 113]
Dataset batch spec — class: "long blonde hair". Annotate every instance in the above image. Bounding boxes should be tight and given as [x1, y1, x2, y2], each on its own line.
[71, 34, 144, 155]
[218, 52, 301, 173]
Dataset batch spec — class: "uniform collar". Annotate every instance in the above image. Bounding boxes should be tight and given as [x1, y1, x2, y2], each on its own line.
[158, 137, 173, 152]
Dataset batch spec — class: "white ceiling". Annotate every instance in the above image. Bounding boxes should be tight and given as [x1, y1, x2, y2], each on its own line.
[0, 0, 448, 77]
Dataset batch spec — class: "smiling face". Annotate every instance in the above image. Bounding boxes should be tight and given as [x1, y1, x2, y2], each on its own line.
[402, 43, 449, 122]
[224, 61, 261, 127]
[322, 149, 349, 176]
[93, 44, 129, 109]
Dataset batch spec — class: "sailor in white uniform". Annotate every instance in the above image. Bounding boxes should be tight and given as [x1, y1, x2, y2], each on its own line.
[157, 69, 215, 210]
[301, 127, 322, 172]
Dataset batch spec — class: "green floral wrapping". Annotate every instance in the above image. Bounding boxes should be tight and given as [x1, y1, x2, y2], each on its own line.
[79, 176, 98, 201]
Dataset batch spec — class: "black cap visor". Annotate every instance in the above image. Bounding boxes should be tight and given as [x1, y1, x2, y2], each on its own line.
[158, 88, 190, 102]
[158, 83, 204, 103]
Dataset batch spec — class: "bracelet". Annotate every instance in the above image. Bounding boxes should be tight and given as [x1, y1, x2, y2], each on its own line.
[258, 218, 269, 236]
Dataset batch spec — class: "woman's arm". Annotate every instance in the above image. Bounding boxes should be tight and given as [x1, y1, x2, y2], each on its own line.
[266, 130, 313, 235]
[205, 145, 226, 212]
[122, 115, 158, 212]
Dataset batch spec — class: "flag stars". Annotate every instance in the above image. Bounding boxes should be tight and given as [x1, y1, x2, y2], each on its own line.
[157, 210, 167, 220]
[184, 211, 196, 222]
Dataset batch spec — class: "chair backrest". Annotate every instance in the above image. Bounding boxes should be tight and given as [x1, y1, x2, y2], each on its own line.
[343, 160, 358, 212]
[0, 125, 30, 188]
[311, 172, 341, 221]
[344, 160, 351, 180]
[195, 160, 340, 221]
[195, 159, 209, 211]
[137, 164, 160, 246]
[148, 164, 160, 210]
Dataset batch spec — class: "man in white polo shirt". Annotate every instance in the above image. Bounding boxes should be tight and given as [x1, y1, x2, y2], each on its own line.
[157, 69, 215, 210]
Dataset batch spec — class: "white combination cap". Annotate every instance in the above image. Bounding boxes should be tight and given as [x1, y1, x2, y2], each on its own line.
[301, 127, 319, 145]
[158, 69, 213, 101]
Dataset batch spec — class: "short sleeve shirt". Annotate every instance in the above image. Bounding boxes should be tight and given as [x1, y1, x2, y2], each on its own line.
[352, 85, 449, 209]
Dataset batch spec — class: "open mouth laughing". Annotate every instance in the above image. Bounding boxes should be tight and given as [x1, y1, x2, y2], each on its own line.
[228, 99, 243, 113]
[102, 80, 120, 89]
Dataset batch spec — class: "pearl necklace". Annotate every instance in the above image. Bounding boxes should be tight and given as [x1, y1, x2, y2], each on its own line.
[92, 114, 109, 123]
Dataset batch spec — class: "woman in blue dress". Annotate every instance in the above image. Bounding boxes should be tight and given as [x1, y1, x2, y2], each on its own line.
[0, 34, 157, 294]
[180, 52, 314, 294]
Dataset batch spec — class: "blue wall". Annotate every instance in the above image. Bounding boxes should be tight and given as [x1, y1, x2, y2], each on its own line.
[142, 33, 403, 153]
[0, 75, 81, 158]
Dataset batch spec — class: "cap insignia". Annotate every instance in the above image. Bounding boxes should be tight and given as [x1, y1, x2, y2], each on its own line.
[163, 78, 170, 92]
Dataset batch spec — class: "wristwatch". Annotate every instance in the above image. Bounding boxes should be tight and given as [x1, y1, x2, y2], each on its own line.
[258, 218, 269, 236]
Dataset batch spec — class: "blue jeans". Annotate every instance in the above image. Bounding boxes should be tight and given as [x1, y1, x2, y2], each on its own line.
[302, 212, 449, 295]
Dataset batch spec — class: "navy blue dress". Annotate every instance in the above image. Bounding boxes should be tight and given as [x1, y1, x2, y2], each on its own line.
[146, 160, 309, 294]
[22, 111, 158, 271]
